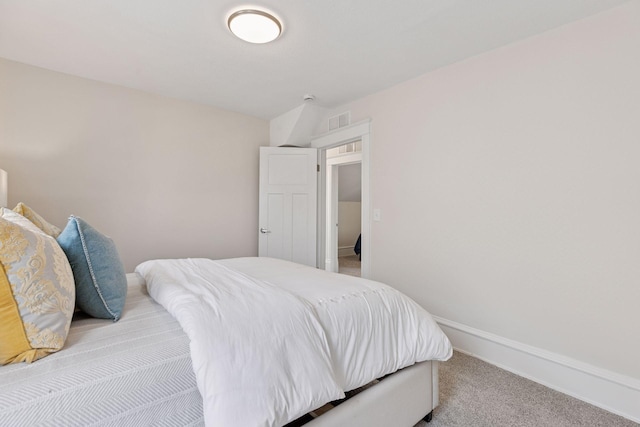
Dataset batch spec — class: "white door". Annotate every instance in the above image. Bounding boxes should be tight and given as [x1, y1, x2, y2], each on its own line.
[259, 147, 318, 267]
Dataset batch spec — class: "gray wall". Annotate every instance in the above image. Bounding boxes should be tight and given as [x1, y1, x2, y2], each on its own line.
[0, 58, 268, 271]
[338, 163, 362, 252]
[318, 2, 640, 380]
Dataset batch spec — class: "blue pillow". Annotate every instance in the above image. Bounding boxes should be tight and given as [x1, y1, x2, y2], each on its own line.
[57, 216, 127, 321]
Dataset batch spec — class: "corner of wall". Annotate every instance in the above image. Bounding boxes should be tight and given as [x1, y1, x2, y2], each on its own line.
[270, 103, 328, 147]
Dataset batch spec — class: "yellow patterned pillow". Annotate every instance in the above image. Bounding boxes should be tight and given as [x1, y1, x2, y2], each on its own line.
[0, 208, 75, 364]
[13, 202, 62, 238]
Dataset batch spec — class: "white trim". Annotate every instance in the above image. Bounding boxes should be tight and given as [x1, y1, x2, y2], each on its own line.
[326, 152, 362, 166]
[325, 163, 339, 272]
[338, 246, 355, 257]
[311, 119, 371, 149]
[326, 152, 362, 272]
[360, 132, 371, 279]
[434, 316, 640, 423]
[311, 119, 371, 278]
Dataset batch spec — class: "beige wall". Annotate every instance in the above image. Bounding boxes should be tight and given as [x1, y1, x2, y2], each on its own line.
[318, 2, 640, 379]
[0, 58, 268, 272]
[338, 201, 361, 251]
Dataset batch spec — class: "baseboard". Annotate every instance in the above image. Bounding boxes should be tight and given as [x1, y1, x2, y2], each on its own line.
[338, 246, 355, 257]
[433, 316, 640, 423]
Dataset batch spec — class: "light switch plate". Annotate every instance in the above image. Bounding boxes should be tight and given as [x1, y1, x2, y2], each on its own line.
[373, 208, 381, 221]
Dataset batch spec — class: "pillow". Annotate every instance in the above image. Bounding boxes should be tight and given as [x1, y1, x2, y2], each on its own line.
[0, 208, 75, 365]
[57, 216, 127, 321]
[13, 202, 62, 238]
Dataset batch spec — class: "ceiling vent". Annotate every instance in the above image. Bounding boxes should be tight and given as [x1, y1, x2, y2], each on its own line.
[328, 111, 350, 131]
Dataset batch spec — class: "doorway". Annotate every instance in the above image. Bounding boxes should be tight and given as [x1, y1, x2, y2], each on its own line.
[311, 119, 371, 278]
[325, 143, 362, 276]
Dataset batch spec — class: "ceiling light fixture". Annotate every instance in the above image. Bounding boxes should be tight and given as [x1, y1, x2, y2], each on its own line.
[228, 9, 282, 44]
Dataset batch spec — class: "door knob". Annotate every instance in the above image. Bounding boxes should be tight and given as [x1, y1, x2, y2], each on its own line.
[260, 228, 271, 234]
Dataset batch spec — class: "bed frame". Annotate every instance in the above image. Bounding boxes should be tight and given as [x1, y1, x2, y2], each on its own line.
[307, 360, 438, 426]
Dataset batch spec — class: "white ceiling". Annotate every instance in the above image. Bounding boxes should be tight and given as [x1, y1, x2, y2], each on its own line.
[0, 0, 630, 120]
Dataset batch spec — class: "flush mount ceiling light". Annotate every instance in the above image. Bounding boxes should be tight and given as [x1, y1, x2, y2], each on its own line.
[228, 9, 282, 44]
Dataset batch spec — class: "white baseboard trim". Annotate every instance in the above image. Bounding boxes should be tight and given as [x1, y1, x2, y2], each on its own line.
[338, 246, 355, 257]
[433, 316, 640, 423]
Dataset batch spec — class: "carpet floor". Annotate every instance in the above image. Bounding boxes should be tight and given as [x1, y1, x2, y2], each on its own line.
[415, 351, 636, 427]
[338, 255, 361, 277]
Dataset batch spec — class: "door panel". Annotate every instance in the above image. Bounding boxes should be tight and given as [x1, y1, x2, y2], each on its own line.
[266, 193, 285, 259]
[259, 147, 317, 267]
[269, 155, 309, 185]
[291, 193, 310, 265]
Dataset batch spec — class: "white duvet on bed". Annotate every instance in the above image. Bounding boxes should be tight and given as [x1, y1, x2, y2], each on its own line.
[135, 257, 452, 427]
[136, 258, 344, 427]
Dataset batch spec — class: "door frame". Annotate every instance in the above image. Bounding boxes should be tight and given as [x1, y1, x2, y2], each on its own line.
[325, 153, 362, 273]
[311, 119, 371, 278]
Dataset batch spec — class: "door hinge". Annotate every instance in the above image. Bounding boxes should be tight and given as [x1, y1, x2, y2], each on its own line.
[317, 164, 320, 172]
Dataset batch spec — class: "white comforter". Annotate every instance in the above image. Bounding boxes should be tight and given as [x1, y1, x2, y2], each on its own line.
[136, 257, 452, 427]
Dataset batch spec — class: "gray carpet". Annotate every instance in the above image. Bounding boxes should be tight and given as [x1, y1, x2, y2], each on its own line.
[415, 351, 637, 427]
[338, 255, 361, 277]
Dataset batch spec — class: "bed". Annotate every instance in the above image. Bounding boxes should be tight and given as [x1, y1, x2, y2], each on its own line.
[0, 257, 451, 427]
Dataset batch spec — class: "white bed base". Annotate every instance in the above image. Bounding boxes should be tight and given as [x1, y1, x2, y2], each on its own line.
[307, 360, 438, 427]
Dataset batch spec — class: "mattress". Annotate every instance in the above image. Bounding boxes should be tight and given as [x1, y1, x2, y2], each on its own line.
[0, 274, 204, 427]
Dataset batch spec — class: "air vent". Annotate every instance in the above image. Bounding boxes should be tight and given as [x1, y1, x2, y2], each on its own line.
[328, 112, 351, 131]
